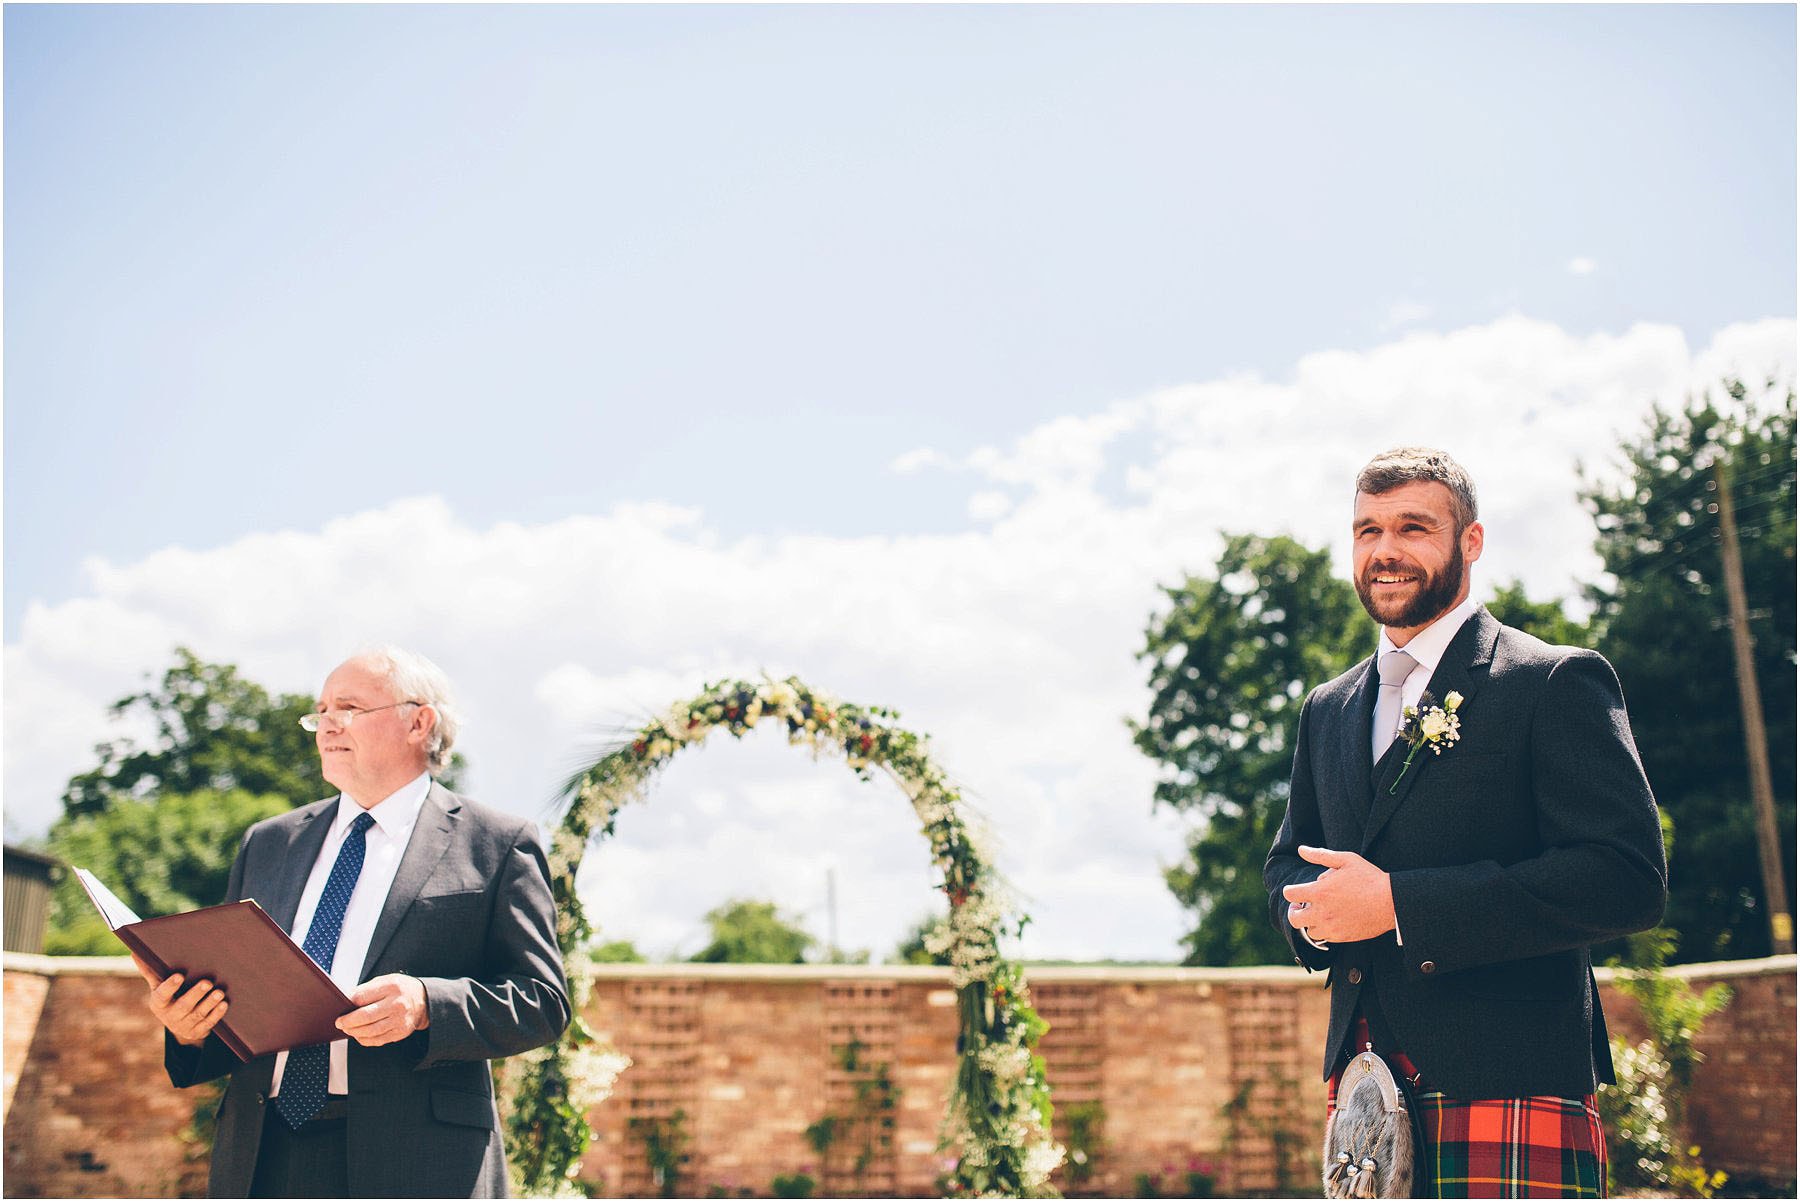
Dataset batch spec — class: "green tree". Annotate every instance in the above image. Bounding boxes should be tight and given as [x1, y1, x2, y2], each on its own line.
[1485, 579, 1592, 648]
[1133, 534, 1372, 965]
[44, 789, 291, 954]
[1581, 382, 1796, 961]
[688, 899, 815, 964]
[62, 648, 326, 817]
[589, 936, 648, 964]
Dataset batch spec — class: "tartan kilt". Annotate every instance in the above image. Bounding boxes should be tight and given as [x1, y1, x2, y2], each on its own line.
[1327, 1018, 1609, 1199]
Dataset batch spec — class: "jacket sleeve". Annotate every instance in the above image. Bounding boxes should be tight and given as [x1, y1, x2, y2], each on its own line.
[413, 821, 571, 1068]
[1388, 649, 1667, 977]
[1265, 694, 1332, 971]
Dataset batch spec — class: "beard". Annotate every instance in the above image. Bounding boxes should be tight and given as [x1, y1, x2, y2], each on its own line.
[1355, 539, 1466, 629]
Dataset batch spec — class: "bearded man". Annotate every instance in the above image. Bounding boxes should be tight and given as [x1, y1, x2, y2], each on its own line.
[1265, 447, 1666, 1198]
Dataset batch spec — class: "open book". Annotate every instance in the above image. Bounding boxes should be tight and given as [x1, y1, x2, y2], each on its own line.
[75, 868, 357, 1060]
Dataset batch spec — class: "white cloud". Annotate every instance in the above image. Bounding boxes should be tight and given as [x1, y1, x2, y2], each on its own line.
[8, 317, 1791, 957]
[1568, 257, 1599, 276]
[1379, 300, 1433, 332]
[967, 491, 1013, 523]
[889, 447, 950, 475]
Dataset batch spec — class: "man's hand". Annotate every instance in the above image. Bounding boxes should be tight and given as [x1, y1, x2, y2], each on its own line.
[337, 974, 431, 1047]
[1281, 845, 1397, 943]
[132, 955, 227, 1048]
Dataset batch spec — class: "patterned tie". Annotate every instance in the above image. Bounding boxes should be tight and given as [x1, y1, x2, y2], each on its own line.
[1372, 649, 1419, 764]
[275, 810, 376, 1130]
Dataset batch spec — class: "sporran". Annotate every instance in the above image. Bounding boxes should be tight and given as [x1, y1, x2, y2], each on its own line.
[1322, 1047, 1420, 1198]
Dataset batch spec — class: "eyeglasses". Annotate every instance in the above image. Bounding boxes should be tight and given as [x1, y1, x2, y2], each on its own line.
[299, 701, 423, 732]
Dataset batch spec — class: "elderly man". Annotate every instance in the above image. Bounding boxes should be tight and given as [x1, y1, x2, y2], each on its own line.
[1265, 448, 1666, 1198]
[136, 647, 569, 1198]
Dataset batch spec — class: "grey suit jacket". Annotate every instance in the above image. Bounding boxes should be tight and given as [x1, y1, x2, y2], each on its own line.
[164, 782, 570, 1198]
[1265, 607, 1666, 1099]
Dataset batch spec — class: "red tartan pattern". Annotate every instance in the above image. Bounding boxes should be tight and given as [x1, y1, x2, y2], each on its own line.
[1327, 1018, 1608, 1198]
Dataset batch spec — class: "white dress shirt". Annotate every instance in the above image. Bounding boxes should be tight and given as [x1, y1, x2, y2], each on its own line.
[1374, 594, 1481, 736]
[271, 772, 431, 1097]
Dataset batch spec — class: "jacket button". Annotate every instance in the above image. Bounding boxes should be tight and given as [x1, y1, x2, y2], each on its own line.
[1347, 968, 1363, 985]
[1420, 960, 1436, 974]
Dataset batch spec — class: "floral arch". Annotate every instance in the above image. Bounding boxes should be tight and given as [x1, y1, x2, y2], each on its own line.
[500, 676, 1063, 1197]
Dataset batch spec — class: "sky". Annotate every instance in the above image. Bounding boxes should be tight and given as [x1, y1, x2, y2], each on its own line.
[5, 3, 1795, 961]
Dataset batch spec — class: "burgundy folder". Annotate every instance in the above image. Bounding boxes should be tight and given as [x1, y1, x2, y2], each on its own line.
[99, 890, 358, 1061]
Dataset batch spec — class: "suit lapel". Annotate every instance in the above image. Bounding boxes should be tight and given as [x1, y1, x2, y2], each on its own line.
[360, 781, 459, 978]
[1360, 608, 1498, 853]
[262, 802, 337, 933]
[1339, 655, 1380, 818]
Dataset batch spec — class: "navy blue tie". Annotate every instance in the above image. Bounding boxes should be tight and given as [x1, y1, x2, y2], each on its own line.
[276, 811, 375, 1130]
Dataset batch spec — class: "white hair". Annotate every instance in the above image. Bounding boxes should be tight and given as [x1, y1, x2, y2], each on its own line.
[347, 645, 461, 774]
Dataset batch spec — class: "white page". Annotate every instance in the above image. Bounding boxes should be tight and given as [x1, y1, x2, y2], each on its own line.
[72, 866, 143, 930]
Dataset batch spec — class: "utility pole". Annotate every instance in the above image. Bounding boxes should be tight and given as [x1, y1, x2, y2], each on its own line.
[826, 867, 839, 960]
[1711, 457, 1793, 954]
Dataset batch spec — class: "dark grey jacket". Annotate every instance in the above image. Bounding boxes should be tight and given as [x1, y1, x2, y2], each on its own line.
[165, 782, 570, 1197]
[1265, 607, 1666, 1099]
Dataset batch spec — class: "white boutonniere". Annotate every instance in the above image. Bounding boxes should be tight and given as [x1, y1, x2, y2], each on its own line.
[1389, 690, 1463, 795]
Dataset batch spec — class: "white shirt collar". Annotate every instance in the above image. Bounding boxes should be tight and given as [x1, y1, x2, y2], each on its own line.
[332, 772, 432, 841]
[1377, 594, 1480, 677]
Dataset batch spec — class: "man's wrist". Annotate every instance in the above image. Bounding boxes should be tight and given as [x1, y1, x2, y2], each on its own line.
[410, 976, 431, 1029]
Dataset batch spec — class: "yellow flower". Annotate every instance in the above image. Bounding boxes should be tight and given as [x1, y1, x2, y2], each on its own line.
[1445, 690, 1463, 712]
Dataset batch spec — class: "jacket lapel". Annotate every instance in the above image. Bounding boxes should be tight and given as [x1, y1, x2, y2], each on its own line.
[1340, 655, 1380, 819]
[1359, 608, 1499, 853]
[262, 801, 336, 933]
[360, 781, 459, 978]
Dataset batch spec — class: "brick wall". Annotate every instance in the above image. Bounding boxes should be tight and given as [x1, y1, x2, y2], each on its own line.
[4, 953, 1792, 1197]
[3, 955, 209, 1198]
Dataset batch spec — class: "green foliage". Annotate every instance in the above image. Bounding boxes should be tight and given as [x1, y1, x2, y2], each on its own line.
[61, 648, 327, 818]
[1601, 886, 1733, 1199]
[1134, 534, 1371, 964]
[688, 898, 814, 964]
[587, 937, 646, 964]
[802, 1038, 900, 1196]
[771, 1172, 818, 1198]
[1219, 1068, 1305, 1197]
[1057, 1100, 1104, 1187]
[1484, 579, 1592, 648]
[890, 910, 953, 966]
[44, 789, 290, 954]
[1614, 928, 1733, 1092]
[1582, 383, 1796, 960]
[627, 1109, 691, 1199]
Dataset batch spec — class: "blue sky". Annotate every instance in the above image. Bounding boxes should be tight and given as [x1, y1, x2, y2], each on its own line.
[5, 3, 1794, 960]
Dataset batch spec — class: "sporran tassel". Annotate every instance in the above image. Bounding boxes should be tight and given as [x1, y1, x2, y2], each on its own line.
[1354, 1157, 1378, 1198]
[1324, 1150, 1352, 1194]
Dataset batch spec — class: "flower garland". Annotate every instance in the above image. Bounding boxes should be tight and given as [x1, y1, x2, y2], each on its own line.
[503, 676, 1063, 1198]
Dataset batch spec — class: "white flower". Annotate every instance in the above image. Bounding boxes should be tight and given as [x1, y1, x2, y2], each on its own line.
[1421, 711, 1452, 740]
[1444, 690, 1464, 712]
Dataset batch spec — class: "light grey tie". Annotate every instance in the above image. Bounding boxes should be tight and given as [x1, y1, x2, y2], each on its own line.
[1372, 649, 1418, 763]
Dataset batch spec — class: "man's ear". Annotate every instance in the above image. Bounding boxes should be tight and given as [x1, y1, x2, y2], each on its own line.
[410, 704, 438, 748]
[1462, 520, 1485, 566]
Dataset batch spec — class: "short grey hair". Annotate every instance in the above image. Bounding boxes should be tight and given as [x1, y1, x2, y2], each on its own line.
[349, 645, 460, 774]
[1355, 446, 1479, 533]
